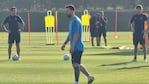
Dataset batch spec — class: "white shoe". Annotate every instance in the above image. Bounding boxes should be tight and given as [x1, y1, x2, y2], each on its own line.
[88, 76, 94, 84]
[144, 59, 147, 62]
[74, 81, 78, 84]
[132, 59, 137, 62]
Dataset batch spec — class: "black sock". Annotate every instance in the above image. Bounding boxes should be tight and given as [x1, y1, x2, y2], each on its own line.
[74, 66, 80, 82]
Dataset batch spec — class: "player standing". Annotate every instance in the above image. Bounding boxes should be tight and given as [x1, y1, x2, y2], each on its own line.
[90, 14, 97, 46]
[61, 5, 94, 84]
[2, 6, 24, 60]
[130, 4, 148, 62]
[96, 11, 108, 46]
[147, 11, 149, 46]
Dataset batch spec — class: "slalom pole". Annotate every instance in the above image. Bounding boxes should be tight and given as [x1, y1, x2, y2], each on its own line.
[27, 12, 31, 46]
[114, 9, 119, 39]
[55, 11, 59, 45]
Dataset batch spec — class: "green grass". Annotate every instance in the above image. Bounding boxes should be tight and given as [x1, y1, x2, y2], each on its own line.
[0, 32, 149, 84]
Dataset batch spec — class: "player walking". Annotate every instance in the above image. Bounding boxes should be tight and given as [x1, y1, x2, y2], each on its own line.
[61, 5, 94, 84]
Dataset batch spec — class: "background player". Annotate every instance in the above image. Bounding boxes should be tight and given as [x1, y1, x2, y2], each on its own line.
[96, 11, 108, 46]
[2, 6, 24, 60]
[61, 4, 94, 84]
[130, 4, 148, 62]
[90, 14, 97, 46]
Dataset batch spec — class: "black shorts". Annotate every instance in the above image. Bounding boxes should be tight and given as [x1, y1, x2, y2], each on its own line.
[8, 34, 20, 44]
[71, 51, 83, 64]
[90, 31, 97, 37]
[97, 27, 107, 37]
[90, 28, 98, 37]
[133, 33, 145, 46]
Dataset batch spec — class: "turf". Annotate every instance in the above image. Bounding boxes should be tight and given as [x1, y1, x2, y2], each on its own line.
[0, 32, 149, 84]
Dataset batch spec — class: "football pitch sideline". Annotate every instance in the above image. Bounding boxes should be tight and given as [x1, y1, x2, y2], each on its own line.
[0, 32, 148, 84]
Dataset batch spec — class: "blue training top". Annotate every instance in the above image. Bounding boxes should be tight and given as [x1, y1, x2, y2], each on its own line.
[3, 15, 23, 35]
[69, 16, 84, 51]
[130, 13, 147, 34]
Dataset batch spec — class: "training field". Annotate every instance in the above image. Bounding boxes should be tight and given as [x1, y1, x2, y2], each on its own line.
[0, 32, 149, 84]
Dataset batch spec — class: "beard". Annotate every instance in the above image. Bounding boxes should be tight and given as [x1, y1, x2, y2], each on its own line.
[66, 14, 72, 18]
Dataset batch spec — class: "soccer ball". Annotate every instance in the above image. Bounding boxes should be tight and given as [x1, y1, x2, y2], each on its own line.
[64, 54, 70, 61]
[12, 55, 19, 61]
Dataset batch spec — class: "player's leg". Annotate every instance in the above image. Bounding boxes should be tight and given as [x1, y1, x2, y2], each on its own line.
[96, 28, 100, 46]
[133, 35, 139, 62]
[76, 51, 94, 84]
[71, 51, 81, 84]
[15, 34, 21, 57]
[91, 32, 95, 46]
[91, 37, 94, 46]
[148, 32, 149, 47]
[80, 64, 94, 84]
[80, 64, 89, 77]
[141, 37, 147, 62]
[133, 45, 138, 61]
[8, 43, 13, 60]
[16, 43, 20, 57]
[97, 34, 101, 46]
[103, 30, 107, 46]
[72, 63, 80, 84]
[8, 34, 14, 60]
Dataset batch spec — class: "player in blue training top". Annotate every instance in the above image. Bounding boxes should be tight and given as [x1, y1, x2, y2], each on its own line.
[2, 6, 24, 60]
[61, 4, 94, 84]
[130, 4, 148, 62]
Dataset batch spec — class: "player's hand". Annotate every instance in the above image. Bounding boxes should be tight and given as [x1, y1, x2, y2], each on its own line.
[6, 30, 10, 33]
[131, 27, 135, 33]
[18, 29, 22, 32]
[143, 34, 146, 39]
[61, 44, 66, 51]
[70, 46, 74, 54]
[143, 31, 147, 39]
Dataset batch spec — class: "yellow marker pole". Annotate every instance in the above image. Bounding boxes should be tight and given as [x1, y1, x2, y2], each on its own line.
[81, 9, 90, 42]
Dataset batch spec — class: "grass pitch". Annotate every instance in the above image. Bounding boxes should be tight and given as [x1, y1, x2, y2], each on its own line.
[0, 32, 148, 84]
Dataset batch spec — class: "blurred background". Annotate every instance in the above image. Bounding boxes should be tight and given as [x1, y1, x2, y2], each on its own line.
[0, 0, 149, 12]
[0, 0, 149, 32]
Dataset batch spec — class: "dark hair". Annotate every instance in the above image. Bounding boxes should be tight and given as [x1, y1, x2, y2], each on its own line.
[136, 4, 143, 10]
[65, 4, 75, 11]
[10, 6, 17, 11]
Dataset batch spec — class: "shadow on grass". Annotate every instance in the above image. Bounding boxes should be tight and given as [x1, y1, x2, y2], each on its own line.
[117, 65, 149, 70]
[86, 50, 149, 56]
[0, 60, 10, 63]
[101, 61, 133, 66]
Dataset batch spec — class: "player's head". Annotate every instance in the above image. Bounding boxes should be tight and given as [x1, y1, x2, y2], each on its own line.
[10, 6, 17, 16]
[136, 4, 143, 14]
[96, 13, 100, 17]
[65, 4, 75, 18]
[99, 11, 104, 16]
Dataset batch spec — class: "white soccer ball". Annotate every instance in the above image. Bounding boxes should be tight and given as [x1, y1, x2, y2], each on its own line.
[64, 54, 70, 61]
[12, 55, 19, 61]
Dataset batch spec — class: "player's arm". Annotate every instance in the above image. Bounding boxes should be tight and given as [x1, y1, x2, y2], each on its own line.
[61, 34, 69, 51]
[130, 16, 134, 33]
[2, 17, 9, 33]
[70, 32, 79, 53]
[105, 17, 108, 24]
[101, 16, 108, 24]
[70, 21, 80, 53]
[3, 24, 9, 32]
[18, 16, 25, 31]
[64, 34, 70, 45]
[143, 16, 148, 38]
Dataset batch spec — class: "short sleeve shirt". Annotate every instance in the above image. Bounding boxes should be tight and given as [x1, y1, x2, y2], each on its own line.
[69, 16, 84, 51]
